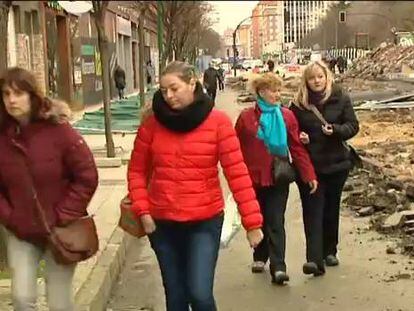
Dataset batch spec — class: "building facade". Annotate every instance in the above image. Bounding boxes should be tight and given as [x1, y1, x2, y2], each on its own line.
[6, 0, 158, 108]
[261, 1, 284, 55]
[284, 1, 334, 47]
[222, 27, 242, 60]
[248, 0, 333, 58]
[250, 3, 263, 58]
[238, 24, 251, 58]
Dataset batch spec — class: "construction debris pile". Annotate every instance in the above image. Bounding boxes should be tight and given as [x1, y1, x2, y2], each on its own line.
[343, 166, 414, 255]
[345, 105, 414, 255]
[354, 93, 414, 110]
[352, 108, 414, 180]
[345, 43, 414, 80]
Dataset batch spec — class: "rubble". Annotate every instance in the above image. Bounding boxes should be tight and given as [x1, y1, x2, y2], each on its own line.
[351, 109, 414, 182]
[344, 43, 414, 80]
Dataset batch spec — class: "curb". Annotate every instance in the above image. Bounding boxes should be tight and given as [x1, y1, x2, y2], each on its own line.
[75, 228, 133, 311]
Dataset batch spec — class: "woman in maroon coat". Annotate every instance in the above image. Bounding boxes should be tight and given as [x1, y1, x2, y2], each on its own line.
[0, 68, 98, 310]
[236, 73, 318, 285]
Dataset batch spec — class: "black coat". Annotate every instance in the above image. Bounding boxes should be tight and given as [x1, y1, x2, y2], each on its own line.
[203, 67, 220, 91]
[114, 66, 126, 89]
[290, 86, 359, 175]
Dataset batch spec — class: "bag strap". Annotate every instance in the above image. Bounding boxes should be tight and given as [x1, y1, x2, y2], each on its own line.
[12, 138, 53, 235]
[308, 104, 329, 126]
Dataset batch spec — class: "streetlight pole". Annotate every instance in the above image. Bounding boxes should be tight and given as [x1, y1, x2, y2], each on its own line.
[157, 1, 164, 74]
[232, 13, 282, 77]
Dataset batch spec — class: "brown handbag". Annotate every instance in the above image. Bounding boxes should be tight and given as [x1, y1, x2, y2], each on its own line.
[18, 148, 99, 266]
[118, 196, 146, 238]
[30, 184, 99, 265]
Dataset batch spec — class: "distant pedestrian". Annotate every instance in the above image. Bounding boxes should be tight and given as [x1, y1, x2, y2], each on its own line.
[128, 61, 263, 311]
[218, 65, 225, 91]
[0, 67, 98, 310]
[146, 60, 155, 88]
[266, 59, 275, 73]
[329, 57, 337, 73]
[291, 60, 359, 273]
[203, 63, 221, 102]
[114, 64, 126, 100]
[236, 72, 318, 285]
[337, 55, 346, 74]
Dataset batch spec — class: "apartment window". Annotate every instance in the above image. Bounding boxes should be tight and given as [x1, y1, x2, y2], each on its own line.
[31, 11, 39, 34]
[24, 11, 32, 35]
[12, 5, 21, 33]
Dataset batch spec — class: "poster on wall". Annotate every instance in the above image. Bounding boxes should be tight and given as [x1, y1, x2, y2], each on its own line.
[74, 66, 82, 85]
[82, 59, 95, 75]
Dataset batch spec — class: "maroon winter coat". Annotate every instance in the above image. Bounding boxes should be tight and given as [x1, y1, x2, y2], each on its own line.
[235, 104, 316, 187]
[0, 102, 98, 245]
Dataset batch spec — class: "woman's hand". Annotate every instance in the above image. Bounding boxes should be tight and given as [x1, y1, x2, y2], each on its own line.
[322, 124, 334, 136]
[308, 180, 318, 194]
[246, 228, 264, 248]
[140, 214, 156, 234]
[299, 131, 310, 144]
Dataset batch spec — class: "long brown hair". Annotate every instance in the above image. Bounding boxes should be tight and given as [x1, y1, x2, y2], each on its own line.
[0, 67, 69, 126]
[293, 60, 334, 109]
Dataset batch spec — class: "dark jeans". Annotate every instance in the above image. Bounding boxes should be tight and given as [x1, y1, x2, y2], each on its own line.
[297, 169, 349, 265]
[206, 88, 217, 102]
[253, 185, 289, 272]
[218, 80, 224, 91]
[149, 213, 224, 311]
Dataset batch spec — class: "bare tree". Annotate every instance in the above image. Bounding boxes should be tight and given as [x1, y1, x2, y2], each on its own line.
[199, 28, 222, 57]
[0, 0, 11, 271]
[91, 0, 115, 158]
[0, 1, 11, 73]
[173, 2, 213, 62]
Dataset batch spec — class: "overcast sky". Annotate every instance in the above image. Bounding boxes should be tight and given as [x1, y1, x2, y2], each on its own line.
[208, 1, 259, 35]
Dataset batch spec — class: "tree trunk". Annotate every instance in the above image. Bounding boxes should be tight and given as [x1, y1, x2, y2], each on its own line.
[0, 0, 11, 271]
[93, 3, 115, 158]
[0, 1, 11, 74]
[138, 9, 146, 108]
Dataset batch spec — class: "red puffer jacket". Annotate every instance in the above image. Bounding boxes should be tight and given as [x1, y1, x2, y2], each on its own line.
[0, 118, 98, 245]
[128, 110, 263, 231]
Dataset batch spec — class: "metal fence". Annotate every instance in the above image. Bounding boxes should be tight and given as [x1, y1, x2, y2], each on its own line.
[325, 47, 371, 60]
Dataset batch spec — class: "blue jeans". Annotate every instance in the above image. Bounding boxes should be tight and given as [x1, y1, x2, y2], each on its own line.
[149, 213, 224, 311]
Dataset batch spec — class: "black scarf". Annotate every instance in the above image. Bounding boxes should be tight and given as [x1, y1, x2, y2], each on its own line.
[308, 89, 326, 106]
[152, 82, 214, 132]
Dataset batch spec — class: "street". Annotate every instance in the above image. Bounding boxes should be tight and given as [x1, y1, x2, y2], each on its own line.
[106, 89, 414, 311]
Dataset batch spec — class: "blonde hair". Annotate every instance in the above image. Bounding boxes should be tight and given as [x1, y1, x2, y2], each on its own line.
[294, 60, 333, 109]
[161, 61, 197, 84]
[248, 72, 283, 96]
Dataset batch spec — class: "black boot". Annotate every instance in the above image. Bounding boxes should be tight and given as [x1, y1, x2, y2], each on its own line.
[303, 262, 325, 277]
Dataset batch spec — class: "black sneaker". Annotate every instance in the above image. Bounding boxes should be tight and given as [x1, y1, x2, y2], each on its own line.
[303, 262, 325, 277]
[251, 261, 265, 273]
[325, 255, 339, 267]
[271, 271, 290, 285]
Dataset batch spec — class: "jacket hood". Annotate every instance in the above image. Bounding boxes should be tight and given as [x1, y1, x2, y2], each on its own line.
[41, 99, 72, 124]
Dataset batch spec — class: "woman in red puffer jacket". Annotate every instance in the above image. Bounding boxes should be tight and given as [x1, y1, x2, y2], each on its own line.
[128, 61, 263, 311]
[236, 73, 320, 285]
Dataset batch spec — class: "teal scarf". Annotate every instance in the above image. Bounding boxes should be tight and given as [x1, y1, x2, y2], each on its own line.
[256, 97, 288, 157]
